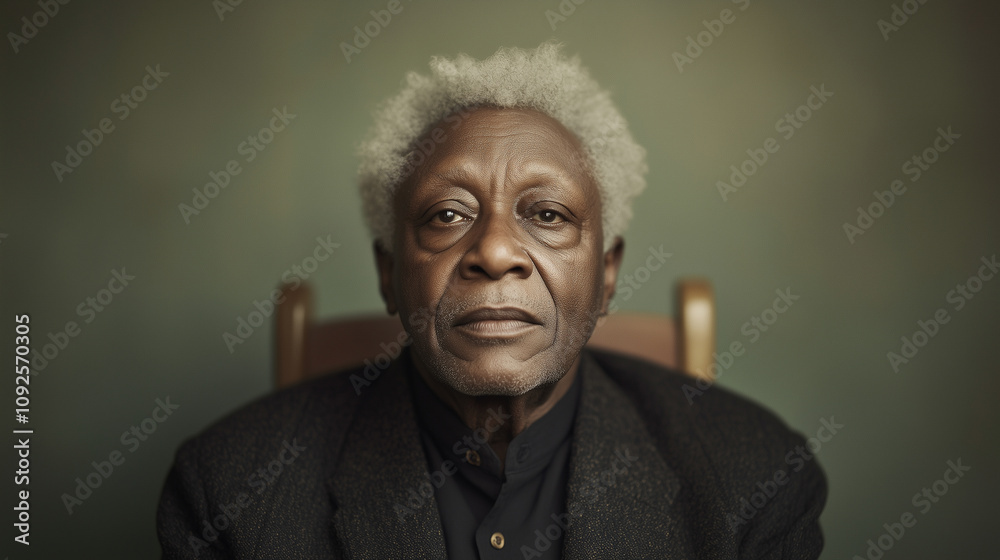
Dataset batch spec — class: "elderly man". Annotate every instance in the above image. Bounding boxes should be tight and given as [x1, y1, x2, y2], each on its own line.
[157, 44, 826, 558]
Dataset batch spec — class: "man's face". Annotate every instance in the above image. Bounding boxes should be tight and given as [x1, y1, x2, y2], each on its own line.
[377, 107, 622, 396]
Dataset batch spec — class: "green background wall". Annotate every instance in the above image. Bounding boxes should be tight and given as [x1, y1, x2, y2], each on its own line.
[2, 0, 997, 557]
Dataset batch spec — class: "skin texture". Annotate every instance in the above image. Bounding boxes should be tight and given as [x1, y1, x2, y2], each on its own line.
[375, 107, 624, 469]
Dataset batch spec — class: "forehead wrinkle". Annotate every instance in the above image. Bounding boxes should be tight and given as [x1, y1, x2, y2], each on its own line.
[507, 159, 581, 188]
[484, 141, 587, 200]
[425, 165, 477, 188]
[462, 108, 585, 161]
[488, 156, 579, 205]
[422, 150, 565, 200]
[417, 109, 594, 204]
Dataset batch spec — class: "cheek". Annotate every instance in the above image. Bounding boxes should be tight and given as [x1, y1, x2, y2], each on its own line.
[397, 267, 431, 315]
[396, 255, 453, 323]
[544, 253, 605, 331]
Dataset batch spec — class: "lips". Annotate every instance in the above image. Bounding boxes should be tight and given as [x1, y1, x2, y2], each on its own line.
[452, 307, 541, 327]
[451, 307, 542, 339]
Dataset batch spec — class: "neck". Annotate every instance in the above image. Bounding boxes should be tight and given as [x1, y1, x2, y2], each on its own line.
[414, 355, 581, 468]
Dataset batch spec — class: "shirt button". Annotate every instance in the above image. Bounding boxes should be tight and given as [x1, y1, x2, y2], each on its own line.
[490, 532, 505, 549]
[466, 449, 481, 466]
[516, 446, 530, 463]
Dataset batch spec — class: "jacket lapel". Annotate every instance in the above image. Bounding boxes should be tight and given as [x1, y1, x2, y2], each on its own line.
[328, 356, 448, 559]
[562, 350, 689, 558]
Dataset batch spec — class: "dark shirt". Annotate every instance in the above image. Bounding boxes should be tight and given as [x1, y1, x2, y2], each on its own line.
[409, 355, 582, 559]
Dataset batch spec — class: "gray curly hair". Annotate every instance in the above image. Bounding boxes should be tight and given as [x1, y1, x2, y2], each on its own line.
[357, 42, 648, 252]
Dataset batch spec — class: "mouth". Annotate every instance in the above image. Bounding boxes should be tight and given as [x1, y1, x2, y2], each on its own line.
[452, 307, 542, 339]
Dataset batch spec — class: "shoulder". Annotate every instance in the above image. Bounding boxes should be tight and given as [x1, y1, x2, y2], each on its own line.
[584, 347, 826, 513]
[171, 366, 365, 492]
[585, 347, 802, 448]
[158, 364, 398, 556]
[583, 348, 826, 554]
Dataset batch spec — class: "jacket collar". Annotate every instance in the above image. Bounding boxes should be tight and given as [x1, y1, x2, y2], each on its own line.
[328, 352, 448, 558]
[328, 348, 684, 559]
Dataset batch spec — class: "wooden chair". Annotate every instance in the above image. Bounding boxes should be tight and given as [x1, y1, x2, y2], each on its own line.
[274, 279, 715, 390]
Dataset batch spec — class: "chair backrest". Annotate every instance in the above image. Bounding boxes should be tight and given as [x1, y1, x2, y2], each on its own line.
[274, 279, 715, 389]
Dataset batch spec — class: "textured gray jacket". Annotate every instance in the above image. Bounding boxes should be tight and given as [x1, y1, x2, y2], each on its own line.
[157, 347, 826, 558]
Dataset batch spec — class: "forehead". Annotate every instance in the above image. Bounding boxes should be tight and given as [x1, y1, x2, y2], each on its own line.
[443, 107, 583, 152]
[407, 107, 594, 193]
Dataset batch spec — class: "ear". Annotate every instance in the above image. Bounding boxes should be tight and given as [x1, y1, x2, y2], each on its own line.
[600, 236, 625, 314]
[374, 241, 398, 315]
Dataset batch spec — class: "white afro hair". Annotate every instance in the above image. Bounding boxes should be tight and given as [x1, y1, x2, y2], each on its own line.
[357, 42, 648, 252]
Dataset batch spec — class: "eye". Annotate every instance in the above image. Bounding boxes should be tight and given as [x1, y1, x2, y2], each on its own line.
[433, 209, 465, 224]
[531, 209, 565, 224]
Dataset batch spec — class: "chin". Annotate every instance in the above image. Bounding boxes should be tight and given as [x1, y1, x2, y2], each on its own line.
[428, 354, 566, 397]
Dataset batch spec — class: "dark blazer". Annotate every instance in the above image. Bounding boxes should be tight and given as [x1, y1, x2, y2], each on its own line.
[157, 347, 826, 559]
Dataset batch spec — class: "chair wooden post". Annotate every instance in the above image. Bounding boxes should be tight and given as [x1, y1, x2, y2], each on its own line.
[275, 282, 313, 389]
[676, 278, 715, 381]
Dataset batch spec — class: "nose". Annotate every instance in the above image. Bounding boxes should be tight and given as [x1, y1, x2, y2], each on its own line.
[459, 212, 533, 281]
